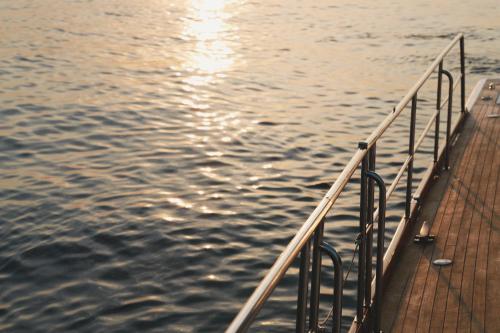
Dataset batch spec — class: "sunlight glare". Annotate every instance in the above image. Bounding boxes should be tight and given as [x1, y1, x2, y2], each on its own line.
[183, 0, 236, 76]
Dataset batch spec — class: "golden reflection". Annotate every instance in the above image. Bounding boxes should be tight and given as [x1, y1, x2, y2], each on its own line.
[182, 0, 236, 82]
[177, 0, 245, 173]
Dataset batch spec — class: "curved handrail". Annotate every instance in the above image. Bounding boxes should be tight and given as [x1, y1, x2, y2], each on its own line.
[366, 171, 386, 333]
[319, 242, 343, 333]
[226, 33, 465, 333]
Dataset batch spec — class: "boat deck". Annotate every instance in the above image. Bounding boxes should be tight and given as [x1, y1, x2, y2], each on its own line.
[381, 79, 500, 332]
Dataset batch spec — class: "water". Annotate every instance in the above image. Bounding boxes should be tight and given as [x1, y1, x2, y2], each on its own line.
[0, 0, 499, 331]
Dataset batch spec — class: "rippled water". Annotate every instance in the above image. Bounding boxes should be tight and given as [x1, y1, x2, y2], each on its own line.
[1, 0, 499, 331]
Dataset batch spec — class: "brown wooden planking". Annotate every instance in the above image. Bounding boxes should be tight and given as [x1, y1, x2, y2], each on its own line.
[414, 103, 487, 332]
[470, 102, 500, 332]
[391, 91, 489, 333]
[485, 99, 500, 333]
[429, 84, 496, 331]
[392, 183, 456, 333]
[444, 101, 497, 331]
[452, 102, 497, 332]
[397, 99, 486, 332]
[384, 79, 500, 332]
[438, 100, 491, 332]
[424, 94, 490, 331]
[389, 249, 422, 333]
[425, 88, 496, 331]
[458, 102, 498, 332]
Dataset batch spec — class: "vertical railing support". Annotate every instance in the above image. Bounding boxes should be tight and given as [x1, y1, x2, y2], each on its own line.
[366, 172, 386, 333]
[309, 219, 324, 331]
[320, 242, 343, 333]
[356, 142, 369, 324]
[364, 143, 376, 330]
[405, 95, 417, 219]
[460, 36, 466, 113]
[296, 239, 311, 333]
[434, 61, 443, 163]
[441, 70, 453, 169]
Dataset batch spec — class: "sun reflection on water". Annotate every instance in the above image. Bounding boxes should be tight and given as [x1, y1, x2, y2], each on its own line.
[182, 0, 237, 83]
[179, 0, 243, 137]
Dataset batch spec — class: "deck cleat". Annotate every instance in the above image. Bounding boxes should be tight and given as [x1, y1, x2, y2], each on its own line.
[413, 221, 435, 244]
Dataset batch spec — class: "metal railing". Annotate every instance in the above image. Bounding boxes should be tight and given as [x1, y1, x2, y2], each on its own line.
[227, 33, 466, 333]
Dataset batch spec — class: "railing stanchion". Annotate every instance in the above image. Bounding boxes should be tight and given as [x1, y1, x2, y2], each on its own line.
[366, 172, 387, 333]
[405, 95, 417, 219]
[357, 142, 369, 324]
[435, 62, 443, 163]
[320, 242, 343, 333]
[441, 70, 453, 169]
[296, 239, 311, 333]
[364, 143, 376, 330]
[460, 36, 466, 113]
[309, 219, 324, 330]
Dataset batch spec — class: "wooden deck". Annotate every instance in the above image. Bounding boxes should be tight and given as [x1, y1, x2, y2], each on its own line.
[381, 79, 500, 332]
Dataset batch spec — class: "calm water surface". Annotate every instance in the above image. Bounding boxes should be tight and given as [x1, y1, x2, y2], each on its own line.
[1, 0, 499, 331]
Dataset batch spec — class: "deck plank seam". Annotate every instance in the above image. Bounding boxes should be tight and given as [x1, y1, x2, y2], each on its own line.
[453, 102, 497, 332]
[484, 103, 500, 333]
[467, 102, 499, 331]
[419, 99, 491, 331]
[424, 100, 490, 332]
[402, 101, 487, 332]
[439, 101, 497, 330]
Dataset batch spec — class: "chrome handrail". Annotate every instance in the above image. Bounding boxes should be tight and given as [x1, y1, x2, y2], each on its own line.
[226, 33, 466, 333]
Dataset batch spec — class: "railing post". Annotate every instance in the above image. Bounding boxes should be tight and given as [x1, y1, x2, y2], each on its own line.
[460, 36, 466, 113]
[405, 95, 417, 219]
[441, 70, 453, 169]
[434, 61, 443, 163]
[366, 172, 386, 333]
[320, 242, 343, 333]
[357, 142, 368, 324]
[364, 143, 376, 330]
[296, 239, 311, 333]
[309, 219, 324, 331]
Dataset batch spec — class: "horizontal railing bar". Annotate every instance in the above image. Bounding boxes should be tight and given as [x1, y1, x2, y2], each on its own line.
[413, 161, 435, 201]
[310, 32, 461, 277]
[413, 111, 466, 200]
[440, 76, 461, 110]
[364, 33, 462, 149]
[415, 109, 439, 152]
[386, 155, 412, 202]
[227, 33, 464, 333]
